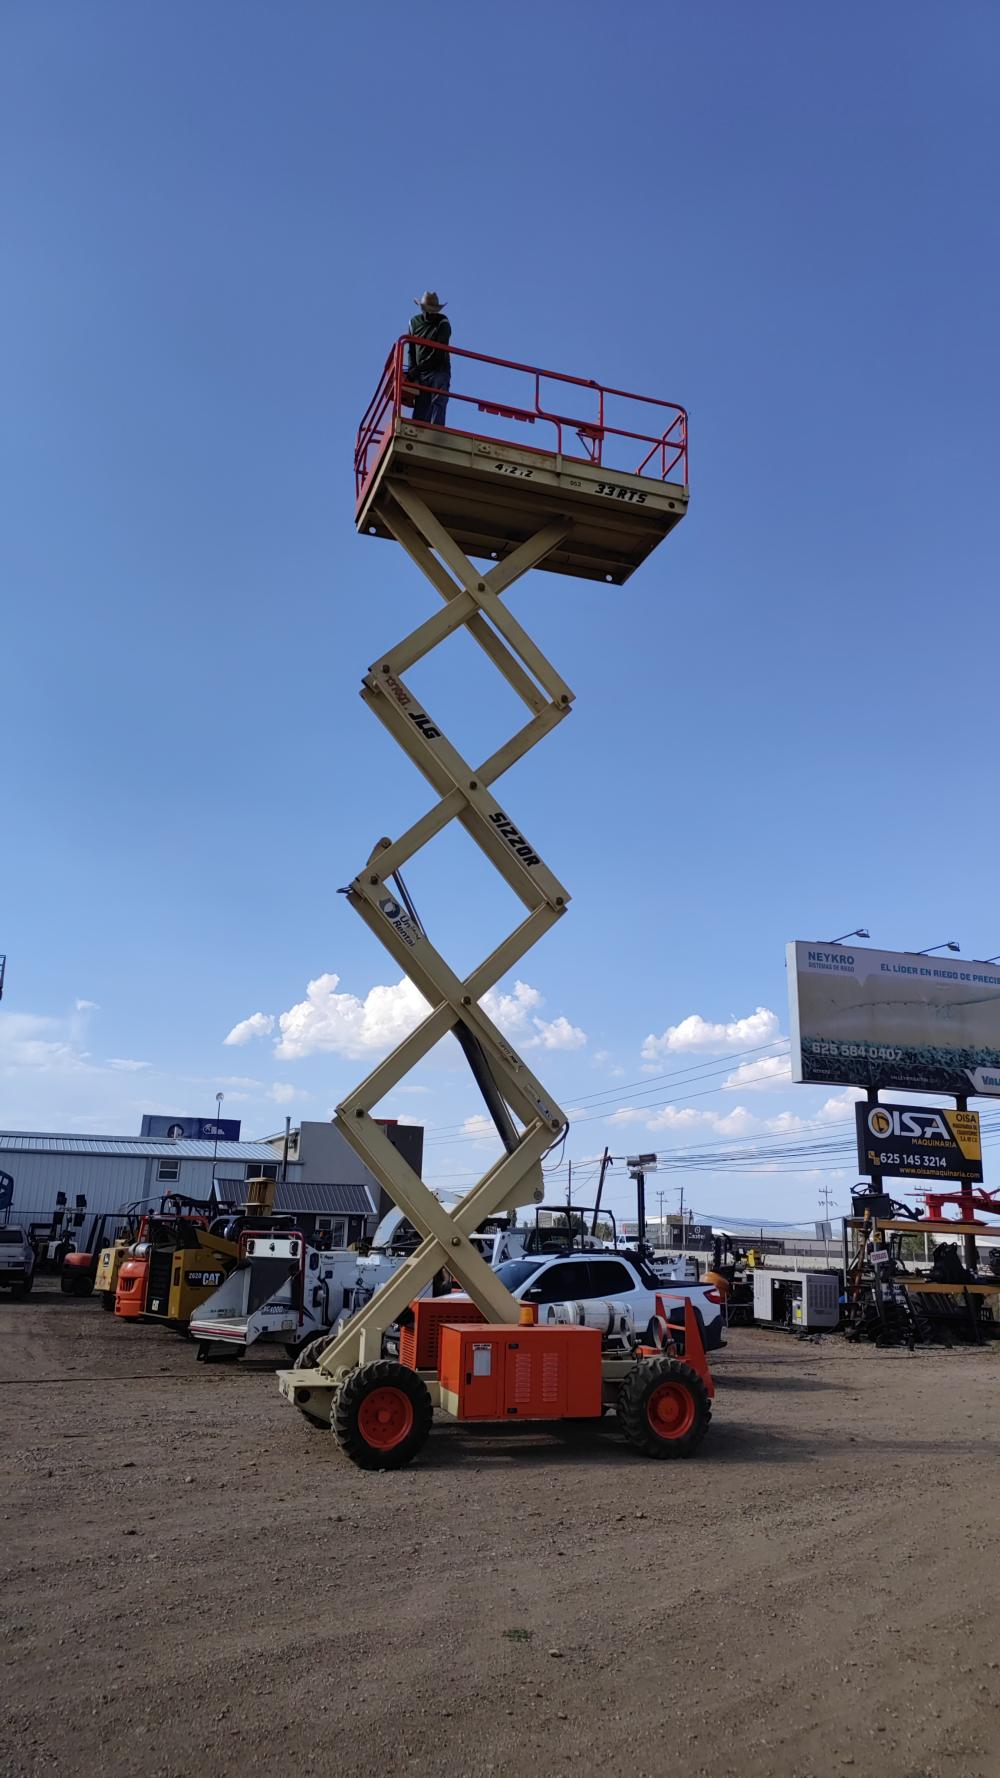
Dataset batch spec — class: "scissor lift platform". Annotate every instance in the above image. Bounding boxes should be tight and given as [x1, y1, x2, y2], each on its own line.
[355, 338, 689, 585]
[278, 334, 699, 1467]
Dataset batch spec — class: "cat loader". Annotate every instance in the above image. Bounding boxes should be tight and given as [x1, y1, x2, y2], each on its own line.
[114, 1196, 239, 1331]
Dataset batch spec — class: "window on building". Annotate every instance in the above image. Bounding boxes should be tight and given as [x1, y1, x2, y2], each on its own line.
[245, 1162, 279, 1180]
[157, 1159, 180, 1182]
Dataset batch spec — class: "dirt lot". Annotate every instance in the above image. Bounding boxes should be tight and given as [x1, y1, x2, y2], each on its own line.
[2, 1281, 999, 1778]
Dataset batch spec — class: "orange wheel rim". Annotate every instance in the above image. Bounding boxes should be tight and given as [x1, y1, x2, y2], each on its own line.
[647, 1381, 696, 1439]
[358, 1386, 414, 1450]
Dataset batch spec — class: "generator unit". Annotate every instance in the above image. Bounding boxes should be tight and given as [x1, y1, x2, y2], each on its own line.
[753, 1269, 840, 1331]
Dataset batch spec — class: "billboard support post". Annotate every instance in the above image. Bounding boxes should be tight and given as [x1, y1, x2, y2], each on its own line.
[954, 1093, 978, 1270]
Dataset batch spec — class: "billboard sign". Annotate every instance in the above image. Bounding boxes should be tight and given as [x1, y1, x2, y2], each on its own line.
[787, 943, 1000, 1097]
[140, 1115, 243, 1142]
[855, 1102, 983, 1184]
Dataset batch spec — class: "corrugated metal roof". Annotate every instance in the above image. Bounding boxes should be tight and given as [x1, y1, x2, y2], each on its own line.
[0, 1131, 288, 1161]
[213, 1179, 375, 1216]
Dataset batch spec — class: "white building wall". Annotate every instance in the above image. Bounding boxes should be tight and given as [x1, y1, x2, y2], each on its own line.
[3, 1152, 302, 1227]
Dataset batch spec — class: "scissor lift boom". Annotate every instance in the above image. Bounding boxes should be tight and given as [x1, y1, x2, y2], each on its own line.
[279, 338, 702, 1465]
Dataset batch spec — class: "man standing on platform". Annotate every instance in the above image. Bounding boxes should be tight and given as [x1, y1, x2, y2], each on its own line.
[406, 291, 451, 427]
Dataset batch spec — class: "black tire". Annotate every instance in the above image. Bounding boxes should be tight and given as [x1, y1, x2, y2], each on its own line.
[618, 1356, 711, 1460]
[99, 1291, 116, 1312]
[332, 1359, 433, 1471]
[60, 1275, 76, 1295]
[292, 1332, 334, 1370]
[12, 1275, 34, 1298]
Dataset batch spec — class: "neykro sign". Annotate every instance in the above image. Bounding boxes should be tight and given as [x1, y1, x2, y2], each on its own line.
[855, 1102, 983, 1184]
[787, 942, 1000, 1096]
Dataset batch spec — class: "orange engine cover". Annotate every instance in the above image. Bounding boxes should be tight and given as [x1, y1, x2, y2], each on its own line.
[400, 1296, 487, 1371]
[437, 1323, 603, 1422]
[115, 1255, 148, 1318]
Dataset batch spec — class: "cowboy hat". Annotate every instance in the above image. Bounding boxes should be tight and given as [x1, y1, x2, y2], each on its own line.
[414, 290, 446, 311]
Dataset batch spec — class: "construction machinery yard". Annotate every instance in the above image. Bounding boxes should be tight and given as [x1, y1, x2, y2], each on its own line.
[3, 1277, 999, 1778]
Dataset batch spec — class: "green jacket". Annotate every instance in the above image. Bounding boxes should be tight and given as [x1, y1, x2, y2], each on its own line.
[407, 311, 452, 378]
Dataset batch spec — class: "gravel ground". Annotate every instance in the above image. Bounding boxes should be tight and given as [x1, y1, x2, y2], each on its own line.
[2, 1278, 999, 1778]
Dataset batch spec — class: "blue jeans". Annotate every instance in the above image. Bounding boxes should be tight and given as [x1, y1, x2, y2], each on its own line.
[412, 369, 450, 427]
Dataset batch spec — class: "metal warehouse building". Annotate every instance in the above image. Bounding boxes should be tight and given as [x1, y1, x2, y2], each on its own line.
[0, 1131, 304, 1229]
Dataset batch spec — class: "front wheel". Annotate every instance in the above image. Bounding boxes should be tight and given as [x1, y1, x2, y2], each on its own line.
[12, 1275, 34, 1298]
[618, 1357, 711, 1459]
[99, 1291, 116, 1312]
[332, 1360, 433, 1471]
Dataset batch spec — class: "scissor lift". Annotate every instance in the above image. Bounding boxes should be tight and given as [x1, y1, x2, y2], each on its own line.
[279, 337, 702, 1466]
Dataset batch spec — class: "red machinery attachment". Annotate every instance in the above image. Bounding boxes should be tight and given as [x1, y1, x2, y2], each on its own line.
[922, 1186, 1000, 1224]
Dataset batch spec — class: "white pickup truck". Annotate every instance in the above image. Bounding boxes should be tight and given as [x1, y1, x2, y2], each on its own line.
[0, 1225, 36, 1296]
[429, 1250, 725, 1351]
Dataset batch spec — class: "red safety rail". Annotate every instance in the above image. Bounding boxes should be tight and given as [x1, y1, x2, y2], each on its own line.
[355, 337, 688, 507]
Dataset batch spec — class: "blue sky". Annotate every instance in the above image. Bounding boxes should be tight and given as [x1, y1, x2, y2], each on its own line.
[3, 1, 999, 1227]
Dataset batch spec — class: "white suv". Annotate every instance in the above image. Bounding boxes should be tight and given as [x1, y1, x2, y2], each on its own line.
[453, 1251, 725, 1351]
[0, 1225, 35, 1296]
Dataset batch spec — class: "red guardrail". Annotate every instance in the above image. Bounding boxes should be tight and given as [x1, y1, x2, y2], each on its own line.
[355, 336, 688, 505]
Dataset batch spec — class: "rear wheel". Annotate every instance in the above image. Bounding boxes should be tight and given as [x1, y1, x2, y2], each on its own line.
[12, 1275, 34, 1298]
[292, 1331, 334, 1370]
[99, 1291, 116, 1312]
[619, 1357, 711, 1459]
[332, 1360, 433, 1470]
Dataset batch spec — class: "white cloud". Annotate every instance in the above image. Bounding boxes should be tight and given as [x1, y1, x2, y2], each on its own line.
[268, 1082, 298, 1104]
[710, 1105, 762, 1138]
[230, 970, 586, 1068]
[593, 1050, 611, 1065]
[723, 1055, 792, 1092]
[0, 1013, 91, 1074]
[480, 980, 586, 1052]
[817, 1089, 866, 1120]
[274, 974, 428, 1062]
[532, 1015, 586, 1052]
[480, 980, 543, 1033]
[462, 1113, 496, 1142]
[642, 1007, 780, 1061]
[108, 1058, 149, 1072]
[224, 1012, 275, 1047]
[608, 1106, 646, 1126]
[75, 999, 99, 1013]
[645, 1104, 712, 1133]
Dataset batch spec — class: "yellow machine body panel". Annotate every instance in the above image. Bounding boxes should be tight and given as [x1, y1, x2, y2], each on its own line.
[143, 1232, 239, 1326]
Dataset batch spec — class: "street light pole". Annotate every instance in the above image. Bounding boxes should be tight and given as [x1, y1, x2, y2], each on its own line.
[213, 1091, 224, 1202]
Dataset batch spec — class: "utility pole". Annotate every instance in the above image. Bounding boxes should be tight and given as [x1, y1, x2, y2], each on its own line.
[627, 1154, 657, 1258]
[657, 1188, 665, 1250]
[590, 1148, 612, 1240]
[213, 1091, 224, 1204]
[567, 1158, 572, 1208]
[818, 1179, 834, 1264]
[679, 1182, 685, 1250]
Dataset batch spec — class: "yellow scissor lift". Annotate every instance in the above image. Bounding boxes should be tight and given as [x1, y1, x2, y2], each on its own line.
[279, 337, 698, 1467]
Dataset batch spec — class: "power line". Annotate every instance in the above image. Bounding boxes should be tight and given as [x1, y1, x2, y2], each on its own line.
[421, 1038, 790, 1146]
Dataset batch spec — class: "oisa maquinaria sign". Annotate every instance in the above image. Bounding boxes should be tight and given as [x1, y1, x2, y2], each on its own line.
[855, 1102, 983, 1184]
